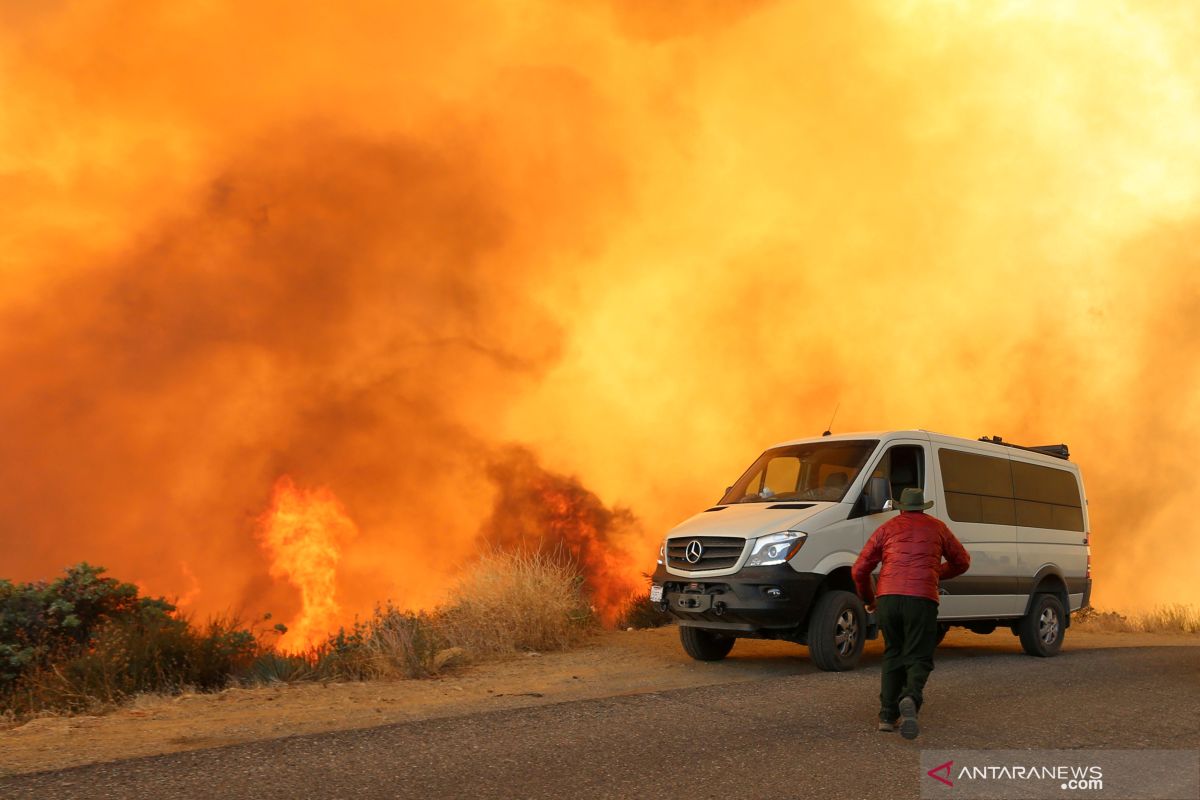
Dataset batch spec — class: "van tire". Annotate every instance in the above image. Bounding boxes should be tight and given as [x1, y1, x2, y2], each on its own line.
[1018, 593, 1065, 657]
[807, 590, 866, 671]
[679, 626, 735, 661]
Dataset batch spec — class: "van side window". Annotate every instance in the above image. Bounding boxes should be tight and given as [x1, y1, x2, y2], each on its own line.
[870, 445, 925, 502]
[938, 450, 1085, 531]
[1011, 461, 1084, 531]
[937, 449, 1016, 525]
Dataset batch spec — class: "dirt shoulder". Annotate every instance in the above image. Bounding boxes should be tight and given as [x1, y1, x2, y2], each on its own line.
[2, 626, 1196, 776]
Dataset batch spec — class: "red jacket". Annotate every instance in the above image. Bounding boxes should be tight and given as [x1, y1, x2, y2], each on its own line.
[852, 512, 970, 604]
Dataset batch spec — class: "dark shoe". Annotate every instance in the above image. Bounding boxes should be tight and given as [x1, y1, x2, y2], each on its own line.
[877, 720, 896, 732]
[898, 696, 919, 740]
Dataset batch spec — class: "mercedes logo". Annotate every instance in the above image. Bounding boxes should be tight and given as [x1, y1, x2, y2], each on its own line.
[684, 539, 704, 564]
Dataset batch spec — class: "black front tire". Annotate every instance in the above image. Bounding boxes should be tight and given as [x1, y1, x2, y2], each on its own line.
[1018, 593, 1066, 657]
[679, 626, 736, 661]
[807, 590, 867, 671]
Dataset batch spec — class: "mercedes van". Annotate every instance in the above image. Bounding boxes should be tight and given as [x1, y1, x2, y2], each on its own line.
[649, 430, 1091, 671]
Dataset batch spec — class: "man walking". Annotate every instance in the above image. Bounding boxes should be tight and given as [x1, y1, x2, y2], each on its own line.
[852, 487, 970, 739]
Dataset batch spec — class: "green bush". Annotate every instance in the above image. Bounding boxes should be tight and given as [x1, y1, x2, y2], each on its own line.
[1, 563, 151, 690]
[1, 565, 257, 717]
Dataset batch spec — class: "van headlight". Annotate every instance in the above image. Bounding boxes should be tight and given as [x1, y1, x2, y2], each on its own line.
[657, 540, 666, 565]
[745, 531, 807, 567]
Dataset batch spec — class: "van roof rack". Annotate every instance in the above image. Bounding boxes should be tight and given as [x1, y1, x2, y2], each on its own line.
[978, 436, 1070, 461]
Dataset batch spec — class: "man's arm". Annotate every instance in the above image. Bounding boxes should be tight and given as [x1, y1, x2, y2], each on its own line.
[938, 521, 971, 580]
[852, 524, 887, 606]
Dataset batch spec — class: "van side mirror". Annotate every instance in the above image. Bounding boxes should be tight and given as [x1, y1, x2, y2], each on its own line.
[865, 476, 891, 514]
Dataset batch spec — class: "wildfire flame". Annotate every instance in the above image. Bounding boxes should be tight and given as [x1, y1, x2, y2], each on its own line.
[256, 477, 358, 650]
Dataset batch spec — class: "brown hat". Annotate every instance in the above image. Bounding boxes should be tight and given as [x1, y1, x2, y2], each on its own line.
[896, 487, 934, 511]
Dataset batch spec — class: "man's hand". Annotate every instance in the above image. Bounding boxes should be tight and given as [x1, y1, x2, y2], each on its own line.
[864, 603, 876, 614]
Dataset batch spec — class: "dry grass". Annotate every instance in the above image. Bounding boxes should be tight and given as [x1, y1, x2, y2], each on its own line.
[309, 608, 445, 681]
[1072, 604, 1200, 634]
[254, 550, 598, 684]
[436, 550, 596, 660]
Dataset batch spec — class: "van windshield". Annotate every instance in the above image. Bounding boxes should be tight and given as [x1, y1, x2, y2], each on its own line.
[720, 440, 878, 505]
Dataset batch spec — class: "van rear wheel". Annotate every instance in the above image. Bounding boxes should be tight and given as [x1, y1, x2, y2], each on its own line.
[807, 590, 866, 671]
[679, 626, 736, 661]
[1018, 593, 1065, 657]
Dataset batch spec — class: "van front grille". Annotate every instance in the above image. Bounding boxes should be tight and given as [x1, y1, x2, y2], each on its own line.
[667, 536, 746, 571]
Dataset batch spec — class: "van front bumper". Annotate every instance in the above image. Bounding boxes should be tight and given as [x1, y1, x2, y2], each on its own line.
[650, 563, 824, 633]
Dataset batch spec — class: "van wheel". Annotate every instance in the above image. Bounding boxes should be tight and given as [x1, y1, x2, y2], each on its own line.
[807, 590, 866, 671]
[1018, 593, 1066, 657]
[679, 626, 735, 661]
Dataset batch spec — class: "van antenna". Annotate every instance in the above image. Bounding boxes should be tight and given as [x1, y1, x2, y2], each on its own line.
[822, 403, 840, 437]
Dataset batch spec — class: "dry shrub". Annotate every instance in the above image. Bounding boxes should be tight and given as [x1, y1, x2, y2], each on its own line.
[315, 608, 444, 680]
[435, 550, 595, 659]
[365, 609, 445, 678]
[1129, 604, 1200, 633]
[1071, 607, 1134, 632]
[1072, 604, 1200, 634]
[299, 551, 596, 682]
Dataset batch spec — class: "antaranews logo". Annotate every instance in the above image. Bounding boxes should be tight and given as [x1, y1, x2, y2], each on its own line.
[924, 757, 1101, 792]
[920, 749, 1200, 800]
[926, 760, 953, 787]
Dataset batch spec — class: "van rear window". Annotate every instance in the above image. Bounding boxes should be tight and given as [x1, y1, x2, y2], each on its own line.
[937, 449, 1084, 531]
[1011, 460, 1084, 531]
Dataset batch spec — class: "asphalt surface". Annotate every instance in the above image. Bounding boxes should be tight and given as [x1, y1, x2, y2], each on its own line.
[2, 643, 1198, 800]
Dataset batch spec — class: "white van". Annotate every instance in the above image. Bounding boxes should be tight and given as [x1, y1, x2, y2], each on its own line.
[649, 430, 1091, 671]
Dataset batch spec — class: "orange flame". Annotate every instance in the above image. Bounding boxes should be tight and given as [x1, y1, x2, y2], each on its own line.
[256, 476, 358, 650]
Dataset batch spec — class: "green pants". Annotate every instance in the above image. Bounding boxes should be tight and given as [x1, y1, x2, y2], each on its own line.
[877, 594, 940, 722]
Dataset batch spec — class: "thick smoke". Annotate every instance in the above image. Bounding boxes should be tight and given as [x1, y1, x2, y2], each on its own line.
[0, 119, 625, 623]
[1, 1, 1199, 629]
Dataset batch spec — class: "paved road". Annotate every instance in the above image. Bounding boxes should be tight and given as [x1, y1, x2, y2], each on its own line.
[3, 643, 1198, 800]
